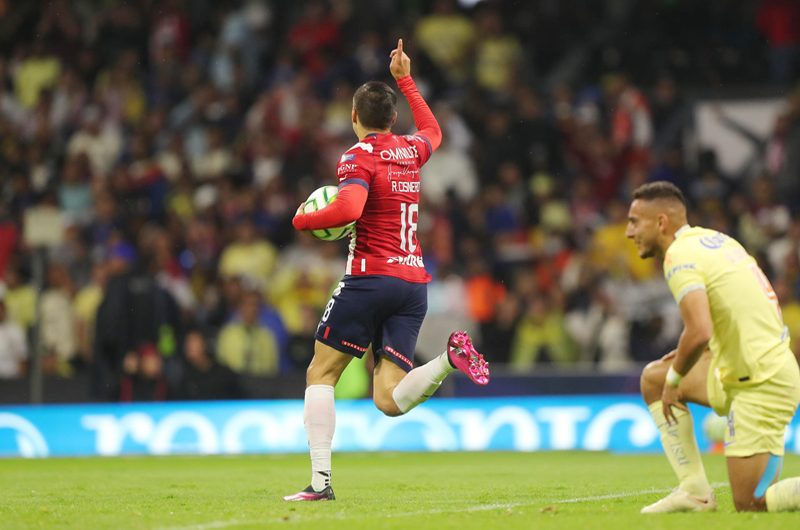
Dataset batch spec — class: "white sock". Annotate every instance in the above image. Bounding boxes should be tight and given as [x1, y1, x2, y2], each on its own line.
[648, 401, 711, 497]
[392, 351, 455, 414]
[766, 477, 800, 512]
[304, 384, 335, 492]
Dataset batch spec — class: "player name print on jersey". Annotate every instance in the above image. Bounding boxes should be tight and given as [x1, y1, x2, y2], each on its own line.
[391, 181, 421, 193]
[388, 163, 420, 193]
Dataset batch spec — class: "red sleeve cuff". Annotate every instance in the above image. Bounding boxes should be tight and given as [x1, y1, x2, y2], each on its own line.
[396, 75, 414, 89]
[293, 213, 309, 231]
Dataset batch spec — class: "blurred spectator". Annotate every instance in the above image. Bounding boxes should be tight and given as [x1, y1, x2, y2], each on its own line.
[474, 9, 522, 96]
[564, 276, 630, 368]
[757, 0, 800, 84]
[147, 227, 195, 316]
[774, 277, 800, 357]
[93, 242, 181, 400]
[217, 290, 279, 375]
[415, 0, 475, 87]
[479, 294, 521, 364]
[218, 217, 277, 287]
[589, 199, 653, 281]
[2, 262, 37, 332]
[768, 218, 800, 278]
[58, 158, 92, 223]
[66, 106, 122, 178]
[150, 0, 191, 65]
[465, 257, 507, 325]
[738, 177, 792, 253]
[73, 262, 106, 365]
[288, 1, 341, 77]
[0, 298, 27, 379]
[13, 40, 61, 110]
[419, 136, 478, 207]
[510, 295, 576, 371]
[192, 127, 235, 181]
[176, 330, 245, 400]
[650, 76, 688, 153]
[0, 203, 19, 279]
[119, 344, 168, 402]
[605, 73, 653, 165]
[39, 262, 77, 376]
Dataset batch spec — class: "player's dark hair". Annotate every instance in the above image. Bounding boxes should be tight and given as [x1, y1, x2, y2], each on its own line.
[632, 181, 686, 206]
[353, 81, 397, 130]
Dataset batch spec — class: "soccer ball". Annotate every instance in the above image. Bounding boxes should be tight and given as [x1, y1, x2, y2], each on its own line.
[703, 413, 727, 442]
[303, 185, 355, 241]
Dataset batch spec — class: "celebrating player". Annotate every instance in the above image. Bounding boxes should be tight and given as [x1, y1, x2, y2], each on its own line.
[626, 181, 800, 513]
[283, 39, 490, 502]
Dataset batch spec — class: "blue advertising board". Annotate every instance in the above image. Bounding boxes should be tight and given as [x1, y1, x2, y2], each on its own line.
[1, 396, 798, 458]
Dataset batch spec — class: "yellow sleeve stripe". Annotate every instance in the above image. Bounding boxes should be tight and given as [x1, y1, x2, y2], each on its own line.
[676, 284, 706, 304]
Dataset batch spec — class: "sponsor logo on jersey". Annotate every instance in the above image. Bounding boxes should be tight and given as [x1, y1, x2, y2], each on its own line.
[665, 263, 696, 281]
[699, 232, 729, 249]
[380, 145, 419, 161]
[341, 154, 356, 162]
[387, 255, 425, 267]
[338, 163, 357, 175]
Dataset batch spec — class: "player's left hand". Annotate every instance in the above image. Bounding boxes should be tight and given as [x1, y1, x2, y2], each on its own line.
[293, 203, 313, 236]
[661, 382, 688, 426]
[389, 39, 411, 80]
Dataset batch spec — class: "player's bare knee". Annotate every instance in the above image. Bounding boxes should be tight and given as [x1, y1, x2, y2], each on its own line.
[640, 361, 666, 405]
[374, 393, 403, 417]
[306, 361, 339, 387]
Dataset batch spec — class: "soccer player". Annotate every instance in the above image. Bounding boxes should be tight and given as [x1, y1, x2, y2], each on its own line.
[627, 181, 800, 513]
[282, 40, 490, 502]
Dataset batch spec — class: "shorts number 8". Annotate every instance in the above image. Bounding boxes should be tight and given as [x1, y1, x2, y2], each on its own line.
[322, 282, 345, 322]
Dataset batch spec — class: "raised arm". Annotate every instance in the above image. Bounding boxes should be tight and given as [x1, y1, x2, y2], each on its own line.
[390, 39, 442, 152]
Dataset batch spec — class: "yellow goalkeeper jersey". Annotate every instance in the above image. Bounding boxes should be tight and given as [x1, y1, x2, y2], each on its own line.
[664, 225, 790, 387]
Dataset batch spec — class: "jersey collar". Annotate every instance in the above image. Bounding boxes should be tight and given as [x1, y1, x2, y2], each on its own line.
[675, 224, 691, 239]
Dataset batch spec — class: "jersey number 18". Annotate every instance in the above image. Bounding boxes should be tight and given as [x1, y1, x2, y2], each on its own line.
[399, 203, 418, 253]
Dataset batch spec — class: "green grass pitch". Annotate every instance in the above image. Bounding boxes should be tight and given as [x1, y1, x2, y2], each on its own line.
[1, 452, 798, 529]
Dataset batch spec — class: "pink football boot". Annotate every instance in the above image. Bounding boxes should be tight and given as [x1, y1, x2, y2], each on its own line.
[283, 485, 336, 501]
[447, 331, 490, 385]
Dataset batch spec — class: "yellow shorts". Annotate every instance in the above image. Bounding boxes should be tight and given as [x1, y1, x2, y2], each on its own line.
[707, 353, 800, 457]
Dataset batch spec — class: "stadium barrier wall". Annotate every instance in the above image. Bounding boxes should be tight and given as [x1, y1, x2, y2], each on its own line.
[1, 396, 798, 458]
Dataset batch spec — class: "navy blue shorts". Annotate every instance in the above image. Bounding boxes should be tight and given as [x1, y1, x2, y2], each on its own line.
[314, 275, 428, 372]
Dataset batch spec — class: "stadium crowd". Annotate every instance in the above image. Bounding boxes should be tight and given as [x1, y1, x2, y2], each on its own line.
[1, 0, 800, 401]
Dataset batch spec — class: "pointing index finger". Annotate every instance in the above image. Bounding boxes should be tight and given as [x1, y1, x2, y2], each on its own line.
[397, 39, 403, 54]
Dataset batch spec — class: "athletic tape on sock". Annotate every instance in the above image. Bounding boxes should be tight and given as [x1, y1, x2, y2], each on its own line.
[755, 454, 782, 498]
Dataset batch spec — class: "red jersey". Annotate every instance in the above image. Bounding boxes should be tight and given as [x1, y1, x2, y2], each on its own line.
[292, 76, 441, 282]
[337, 131, 433, 283]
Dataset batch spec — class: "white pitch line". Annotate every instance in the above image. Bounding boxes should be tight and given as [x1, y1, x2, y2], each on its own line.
[154, 482, 730, 530]
[389, 481, 729, 516]
[157, 521, 244, 530]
